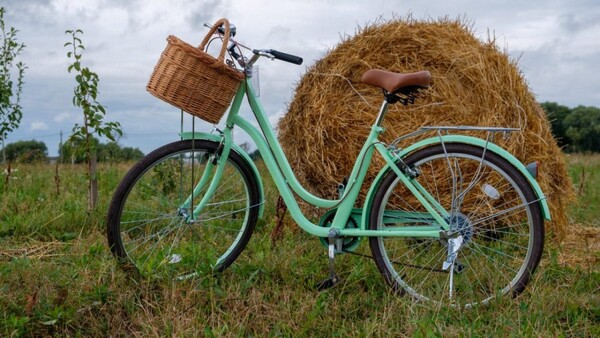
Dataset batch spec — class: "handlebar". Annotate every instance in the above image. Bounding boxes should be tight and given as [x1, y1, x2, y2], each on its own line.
[253, 49, 303, 65]
[206, 21, 304, 68]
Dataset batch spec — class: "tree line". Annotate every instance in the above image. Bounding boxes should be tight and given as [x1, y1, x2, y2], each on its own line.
[2, 101, 598, 164]
[541, 102, 600, 153]
[1, 138, 143, 163]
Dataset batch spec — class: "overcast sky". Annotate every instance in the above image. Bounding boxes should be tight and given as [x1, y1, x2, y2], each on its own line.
[1, 0, 599, 156]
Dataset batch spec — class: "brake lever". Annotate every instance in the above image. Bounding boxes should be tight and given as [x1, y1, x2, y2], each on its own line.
[256, 50, 275, 60]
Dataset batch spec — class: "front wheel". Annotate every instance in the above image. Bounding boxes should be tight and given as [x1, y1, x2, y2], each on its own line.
[369, 143, 544, 307]
[107, 139, 261, 280]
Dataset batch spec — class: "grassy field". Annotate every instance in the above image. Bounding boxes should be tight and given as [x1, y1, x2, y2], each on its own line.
[0, 155, 599, 337]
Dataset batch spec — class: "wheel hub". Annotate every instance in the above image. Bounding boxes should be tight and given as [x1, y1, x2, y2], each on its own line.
[445, 212, 473, 243]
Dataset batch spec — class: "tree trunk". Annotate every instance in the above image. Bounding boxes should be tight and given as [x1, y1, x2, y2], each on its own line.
[88, 152, 98, 211]
[54, 160, 61, 195]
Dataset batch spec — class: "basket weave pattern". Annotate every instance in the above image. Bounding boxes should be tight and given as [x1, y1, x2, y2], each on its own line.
[147, 19, 244, 124]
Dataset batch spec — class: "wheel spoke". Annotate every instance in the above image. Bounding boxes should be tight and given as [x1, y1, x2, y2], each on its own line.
[107, 140, 260, 280]
[369, 143, 542, 307]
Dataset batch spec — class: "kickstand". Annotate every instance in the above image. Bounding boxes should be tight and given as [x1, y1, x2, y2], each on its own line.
[315, 229, 340, 291]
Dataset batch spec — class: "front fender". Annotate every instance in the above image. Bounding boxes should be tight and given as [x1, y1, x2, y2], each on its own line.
[363, 135, 551, 227]
[180, 131, 265, 218]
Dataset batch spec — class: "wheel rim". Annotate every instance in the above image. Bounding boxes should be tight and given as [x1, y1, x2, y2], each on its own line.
[116, 148, 252, 280]
[374, 150, 537, 307]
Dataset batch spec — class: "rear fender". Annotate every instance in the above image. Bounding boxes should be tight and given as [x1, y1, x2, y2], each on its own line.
[362, 135, 551, 227]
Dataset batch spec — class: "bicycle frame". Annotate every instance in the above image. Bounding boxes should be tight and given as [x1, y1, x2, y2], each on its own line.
[182, 73, 551, 240]
[183, 77, 452, 239]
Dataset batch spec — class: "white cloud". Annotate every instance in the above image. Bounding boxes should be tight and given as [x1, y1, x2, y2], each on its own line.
[53, 112, 72, 123]
[30, 121, 49, 131]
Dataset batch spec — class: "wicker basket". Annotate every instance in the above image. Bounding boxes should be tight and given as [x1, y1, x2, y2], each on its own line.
[146, 18, 245, 124]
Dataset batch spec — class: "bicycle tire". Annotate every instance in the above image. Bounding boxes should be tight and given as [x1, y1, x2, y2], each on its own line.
[107, 139, 260, 279]
[368, 143, 544, 307]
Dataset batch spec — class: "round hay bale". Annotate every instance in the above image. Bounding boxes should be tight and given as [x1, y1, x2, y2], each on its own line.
[277, 17, 573, 238]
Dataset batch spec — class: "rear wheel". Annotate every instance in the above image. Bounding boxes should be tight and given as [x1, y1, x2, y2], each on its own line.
[107, 139, 261, 280]
[369, 143, 544, 307]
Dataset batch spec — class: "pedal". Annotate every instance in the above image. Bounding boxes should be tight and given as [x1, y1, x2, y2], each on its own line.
[315, 275, 339, 291]
[453, 260, 465, 274]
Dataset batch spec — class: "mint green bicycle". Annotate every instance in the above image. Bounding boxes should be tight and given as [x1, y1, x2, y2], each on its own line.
[107, 22, 550, 307]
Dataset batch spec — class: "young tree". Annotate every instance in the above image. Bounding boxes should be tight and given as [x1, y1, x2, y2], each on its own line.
[0, 7, 26, 163]
[59, 136, 100, 164]
[65, 29, 122, 211]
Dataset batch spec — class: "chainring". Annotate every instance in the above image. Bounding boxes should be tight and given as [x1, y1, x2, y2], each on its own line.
[317, 209, 362, 252]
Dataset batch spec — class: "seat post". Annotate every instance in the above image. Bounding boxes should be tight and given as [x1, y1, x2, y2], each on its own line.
[374, 99, 390, 128]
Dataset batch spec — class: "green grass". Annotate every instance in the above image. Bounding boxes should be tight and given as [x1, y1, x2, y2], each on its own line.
[566, 153, 600, 225]
[0, 158, 599, 336]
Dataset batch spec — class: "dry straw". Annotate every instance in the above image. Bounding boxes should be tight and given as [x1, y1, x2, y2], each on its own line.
[278, 17, 573, 238]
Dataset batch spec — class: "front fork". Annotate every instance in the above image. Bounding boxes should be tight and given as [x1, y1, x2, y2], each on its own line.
[179, 128, 234, 222]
